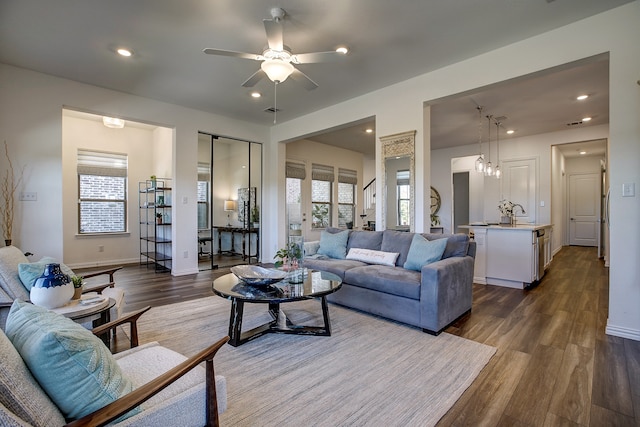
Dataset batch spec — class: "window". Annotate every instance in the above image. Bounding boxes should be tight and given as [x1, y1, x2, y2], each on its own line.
[311, 164, 333, 228]
[77, 149, 127, 234]
[197, 162, 210, 230]
[286, 160, 305, 235]
[338, 168, 357, 228]
[397, 170, 410, 226]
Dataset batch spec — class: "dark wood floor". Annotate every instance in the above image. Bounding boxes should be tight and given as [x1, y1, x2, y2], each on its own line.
[90, 246, 639, 426]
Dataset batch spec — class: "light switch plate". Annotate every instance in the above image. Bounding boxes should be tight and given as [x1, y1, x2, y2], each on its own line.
[622, 183, 635, 197]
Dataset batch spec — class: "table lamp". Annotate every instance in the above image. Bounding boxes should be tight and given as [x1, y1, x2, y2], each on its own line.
[224, 200, 236, 226]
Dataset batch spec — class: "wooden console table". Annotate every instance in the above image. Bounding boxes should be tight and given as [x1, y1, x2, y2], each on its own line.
[213, 226, 259, 261]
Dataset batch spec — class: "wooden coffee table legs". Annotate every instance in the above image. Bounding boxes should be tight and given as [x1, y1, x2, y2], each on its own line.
[227, 297, 332, 347]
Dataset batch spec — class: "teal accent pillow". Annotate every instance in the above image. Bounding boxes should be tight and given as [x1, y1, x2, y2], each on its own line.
[403, 234, 448, 271]
[317, 229, 350, 259]
[5, 300, 137, 421]
[18, 257, 75, 291]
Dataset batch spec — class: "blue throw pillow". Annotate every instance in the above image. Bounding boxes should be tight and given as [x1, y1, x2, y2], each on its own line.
[5, 300, 137, 421]
[18, 257, 75, 291]
[317, 229, 350, 259]
[403, 234, 448, 271]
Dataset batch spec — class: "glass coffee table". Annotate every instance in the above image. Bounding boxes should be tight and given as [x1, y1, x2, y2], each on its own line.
[212, 269, 342, 347]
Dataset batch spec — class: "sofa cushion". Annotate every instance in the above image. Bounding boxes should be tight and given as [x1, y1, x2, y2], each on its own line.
[317, 229, 350, 259]
[404, 234, 448, 271]
[18, 257, 75, 291]
[346, 248, 399, 267]
[0, 246, 30, 301]
[344, 265, 421, 299]
[380, 230, 415, 266]
[5, 300, 137, 422]
[422, 233, 470, 258]
[0, 327, 66, 427]
[304, 257, 367, 281]
[346, 230, 384, 252]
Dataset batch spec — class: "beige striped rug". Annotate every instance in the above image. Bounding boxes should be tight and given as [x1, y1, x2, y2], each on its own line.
[134, 295, 495, 426]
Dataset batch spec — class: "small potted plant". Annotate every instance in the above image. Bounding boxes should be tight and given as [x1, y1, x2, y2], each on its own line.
[71, 275, 84, 300]
[156, 212, 163, 224]
[251, 206, 260, 228]
[274, 242, 303, 270]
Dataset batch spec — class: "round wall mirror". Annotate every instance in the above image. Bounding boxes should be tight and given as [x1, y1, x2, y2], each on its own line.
[430, 186, 441, 215]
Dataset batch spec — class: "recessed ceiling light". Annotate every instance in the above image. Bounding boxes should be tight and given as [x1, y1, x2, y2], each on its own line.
[365, 128, 373, 133]
[576, 94, 589, 100]
[251, 92, 261, 98]
[117, 48, 133, 57]
[336, 47, 348, 54]
[582, 117, 592, 122]
[579, 150, 587, 155]
[506, 129, 515, 134]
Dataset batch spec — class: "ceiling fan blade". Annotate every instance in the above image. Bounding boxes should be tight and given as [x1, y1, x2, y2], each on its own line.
[290, 67, 319, 90]
[263, 19, 283, 51]
[203, 48, 261, 61]
[241, 69, 265, 88]
[293, 51, 346, 64]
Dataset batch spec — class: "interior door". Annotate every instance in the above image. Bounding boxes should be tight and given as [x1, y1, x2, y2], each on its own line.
[501, 158, 536, 223]
[569, 173, 599, 246]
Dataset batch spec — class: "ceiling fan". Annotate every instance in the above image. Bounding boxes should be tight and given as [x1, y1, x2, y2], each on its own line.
[203, 7, 347, 90]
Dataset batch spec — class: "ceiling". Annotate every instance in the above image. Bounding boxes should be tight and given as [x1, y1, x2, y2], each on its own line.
[1, 0, 624, 154]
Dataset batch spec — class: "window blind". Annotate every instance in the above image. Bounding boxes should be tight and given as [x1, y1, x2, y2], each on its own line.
[396, 170, 410, 186]
[197, 162, 211, 182]
[286, 161, 306, 179]
[311, 163, 334, 182]
[77, 149, 127, 177]
[338, 168, 357, 184]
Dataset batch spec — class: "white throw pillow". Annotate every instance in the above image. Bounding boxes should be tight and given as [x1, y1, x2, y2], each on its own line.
[346, 248, 399, 267]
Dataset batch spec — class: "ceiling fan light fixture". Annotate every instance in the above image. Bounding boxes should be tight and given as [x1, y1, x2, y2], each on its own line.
[261, 58, 294, 83]
[102, 116, 125, 128]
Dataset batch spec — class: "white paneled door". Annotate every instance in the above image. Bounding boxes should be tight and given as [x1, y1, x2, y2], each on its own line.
[501, 158, 536, 224]
[569, 173, 599, 247]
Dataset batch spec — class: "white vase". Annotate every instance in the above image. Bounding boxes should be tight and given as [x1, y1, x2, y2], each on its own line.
[30, 263, 73, 309]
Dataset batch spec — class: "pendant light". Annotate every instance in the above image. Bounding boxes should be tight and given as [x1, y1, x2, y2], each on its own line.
[474, 106, 485, 173]
[484, 114, 493, 177]
[494, 120, 502, 179]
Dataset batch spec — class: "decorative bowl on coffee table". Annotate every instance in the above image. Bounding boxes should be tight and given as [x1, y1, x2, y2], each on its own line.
[230, 265, 287, 286]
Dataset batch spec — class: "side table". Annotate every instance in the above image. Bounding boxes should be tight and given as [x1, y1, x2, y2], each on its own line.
[51, 293, 116, 346]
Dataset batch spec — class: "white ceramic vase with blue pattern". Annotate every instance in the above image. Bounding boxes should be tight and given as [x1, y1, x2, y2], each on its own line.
[30, 263, 73, 309]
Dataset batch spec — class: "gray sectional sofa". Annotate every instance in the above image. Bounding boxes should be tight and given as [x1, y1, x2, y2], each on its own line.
[304, 229, 475, 335]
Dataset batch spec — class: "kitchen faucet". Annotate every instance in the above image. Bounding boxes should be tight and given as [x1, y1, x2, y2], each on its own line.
[511, 204, 526, 225]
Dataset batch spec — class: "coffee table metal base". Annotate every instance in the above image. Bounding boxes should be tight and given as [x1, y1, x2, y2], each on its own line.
[228, 297, 331, 347]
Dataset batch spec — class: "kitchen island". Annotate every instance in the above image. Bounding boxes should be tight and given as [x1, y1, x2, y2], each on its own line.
[459, 223, 553, 289]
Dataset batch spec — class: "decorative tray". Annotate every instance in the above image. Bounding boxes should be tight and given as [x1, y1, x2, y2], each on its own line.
[231, 265, 287, 286]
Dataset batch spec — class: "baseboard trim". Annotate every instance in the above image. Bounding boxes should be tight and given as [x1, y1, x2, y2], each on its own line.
[606, 322, 640, 341]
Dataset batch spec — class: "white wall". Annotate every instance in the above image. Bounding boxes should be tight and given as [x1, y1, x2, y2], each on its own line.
[270, 3, 640, 340]
[0, 63, 268, 275]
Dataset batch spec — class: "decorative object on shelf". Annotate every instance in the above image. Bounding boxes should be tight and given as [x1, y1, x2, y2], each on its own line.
[156, 213, 163, 224]
[224, 200, 236, 227]
[474, 106, 485, 173]
[231, 265, 287, 286]
[71, 275, 84, 300]
[237, 187, 256, 228]
[1, 141, 23, 247]
[149, 175, 157, 189]
[157, 195, 164, 206]
[30, 263, 73, 309]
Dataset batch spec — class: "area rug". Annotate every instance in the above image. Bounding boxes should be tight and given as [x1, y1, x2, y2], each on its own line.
[133, 296, 496, 426]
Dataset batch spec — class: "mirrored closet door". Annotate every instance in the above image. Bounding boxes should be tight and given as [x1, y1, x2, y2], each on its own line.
[198, 132, 262, 271]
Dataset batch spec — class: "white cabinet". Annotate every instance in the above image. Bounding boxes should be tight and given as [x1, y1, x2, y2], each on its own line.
[461, 224, 553, 289]
[486, 229, 535, 288]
